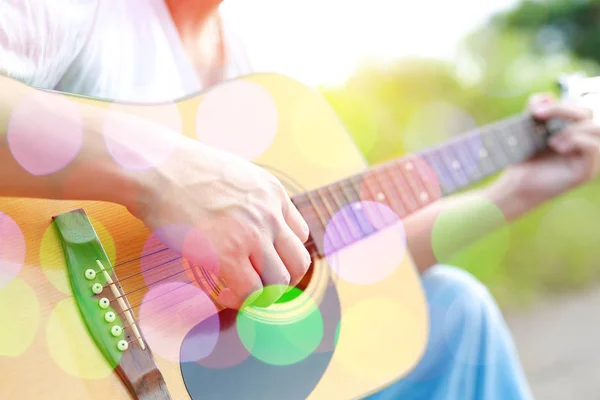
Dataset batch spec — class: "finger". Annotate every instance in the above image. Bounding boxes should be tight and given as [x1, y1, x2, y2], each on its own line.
[217, 288, 244, 309]
[549, 129, 600, 165]
[527, 92, 555, 109]
[274, 228, 312, 288]
[283, 196, 310, 243]
[549, 120, 600, 153]
[531, 100, 593, 122]
[218, 255, 263, 306]
[249, 242, 291, 308]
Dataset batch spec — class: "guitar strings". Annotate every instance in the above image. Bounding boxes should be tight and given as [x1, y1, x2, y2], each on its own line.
[286, 112, 545, 211]
[117, 276, 196, 319]
[92, 179, 434, 341]
[109, 259, 191, 302]
[92, 239, 312, 336]
[101, 254, 183, 289]
[97, 110, 539, 284]
[93, 113, 536, 332]
[90, 156, 446, 342]
[92, 165, 426, 326]
[90, 149, 443, 286]
[117, 278, 200, 344]
[69, 112, 541, 346]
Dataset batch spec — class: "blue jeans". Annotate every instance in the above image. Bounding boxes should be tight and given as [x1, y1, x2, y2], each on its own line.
[366, 265, 534, 400]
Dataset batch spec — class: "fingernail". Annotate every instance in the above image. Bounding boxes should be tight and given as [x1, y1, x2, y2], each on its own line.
[245, 289, 262, 305]
[539, 95, 552, 104]
[285, 284, 296, 293]
[303, 223, 310, 237]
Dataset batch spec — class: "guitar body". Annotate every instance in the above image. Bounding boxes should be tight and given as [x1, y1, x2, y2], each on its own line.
[0, 74, 428, 399]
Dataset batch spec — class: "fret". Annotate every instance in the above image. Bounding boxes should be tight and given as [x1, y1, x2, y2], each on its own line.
[326, 184, 362, 242]
[464, 132, 498, 176]
[481, 125, 511, 169]
[322, 186, 352, 245]
[450, 136, 484, 183]
[386, 162, 420, 212]
[324, 184, 350, 218]
[316, 188, 349, 249]
[351, 199, 386, 237]
[379, 166, 413, 216]
[410, 156, 442, 202]
[293, 193, 328, 255]
[496, 119, 529, 163]
[420, 150, 456, 196]
[298, 192, 327, 231]
[348, 174, 387, 232]
[397, 163, 422, 211]
[338, 178, 362, 204]
[338, 180, 371, 241]
[439, 143, 472, 189]
[373, 168, 408, 217]
[513, 117, 538, 160]
[371, 170, 396, 209]
[358, 171, 397, 226]
[339, 177, 377, 237]
[433, 147, 466, 191]
[397, 157, 433, 207]
[490, 119, 525, 164]
[358, 172, 383, 203]
[307, 191, 339, 252]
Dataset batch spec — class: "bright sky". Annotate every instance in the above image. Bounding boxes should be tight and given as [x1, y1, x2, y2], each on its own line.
[221, 0, 520, 87]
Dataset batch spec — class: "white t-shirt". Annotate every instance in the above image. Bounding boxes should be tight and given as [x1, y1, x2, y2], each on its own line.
[0, 0, 253, 103]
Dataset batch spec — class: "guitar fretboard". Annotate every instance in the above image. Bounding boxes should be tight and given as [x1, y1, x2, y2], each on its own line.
[293, 113, 567, 257]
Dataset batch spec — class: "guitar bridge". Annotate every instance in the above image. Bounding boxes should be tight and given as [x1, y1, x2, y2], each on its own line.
[52, 209, 170, 399]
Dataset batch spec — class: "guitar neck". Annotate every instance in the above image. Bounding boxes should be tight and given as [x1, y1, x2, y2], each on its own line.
[293, 112, 567, 257]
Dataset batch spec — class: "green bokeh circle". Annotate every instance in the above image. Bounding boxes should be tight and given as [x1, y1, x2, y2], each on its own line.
[431, 195, 510, 274]
[236, 286, 324, 366]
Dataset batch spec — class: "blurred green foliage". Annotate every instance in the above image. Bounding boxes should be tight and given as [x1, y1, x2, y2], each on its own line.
[321, 0, 600, 307]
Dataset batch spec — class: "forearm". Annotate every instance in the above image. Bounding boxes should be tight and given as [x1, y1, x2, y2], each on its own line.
[404, 172, 537, 274]
[0, 76, 148, 209]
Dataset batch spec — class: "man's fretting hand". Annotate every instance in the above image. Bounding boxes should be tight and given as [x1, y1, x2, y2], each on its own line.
[499, 94, 600, 208]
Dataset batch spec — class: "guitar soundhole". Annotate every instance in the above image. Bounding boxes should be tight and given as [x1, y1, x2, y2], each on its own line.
[179, 275, 341, 400]
[179, 167, 340, 399]
[275, 257, 315, 304]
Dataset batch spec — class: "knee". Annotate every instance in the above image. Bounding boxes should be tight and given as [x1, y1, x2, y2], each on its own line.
[403, 265, 518, 381]
[423, 264, 502, 324]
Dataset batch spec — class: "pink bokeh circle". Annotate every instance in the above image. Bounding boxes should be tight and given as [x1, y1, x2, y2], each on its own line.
[138, 281, 220, 363]
[0, 213, 26, 288]
[7, 92, 83, 175]
[103, 104, 182, 170]
[139, 225, 220, 288]
[195, 80, 278, 160]
[324, 201, 406, 285]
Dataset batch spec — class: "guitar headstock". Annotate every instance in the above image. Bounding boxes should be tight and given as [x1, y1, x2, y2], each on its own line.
[557, 72, 600, 122]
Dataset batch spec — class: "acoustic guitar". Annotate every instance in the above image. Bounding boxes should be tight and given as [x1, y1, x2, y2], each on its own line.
[0, 72, 596, 399]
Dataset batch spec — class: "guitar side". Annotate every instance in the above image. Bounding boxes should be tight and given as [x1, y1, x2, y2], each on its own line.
[0, 73, 428, 399]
